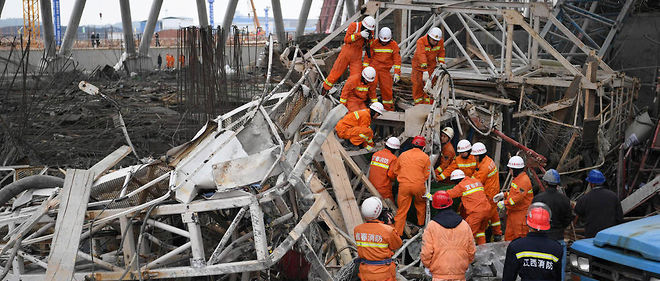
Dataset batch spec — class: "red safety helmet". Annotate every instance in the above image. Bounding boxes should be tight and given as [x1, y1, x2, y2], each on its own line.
[526, 202, 551, 231]
[432, 191, 453, 209]
[412, 136, 426, 147]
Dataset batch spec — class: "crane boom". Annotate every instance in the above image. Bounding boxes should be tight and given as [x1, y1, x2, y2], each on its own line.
[248, 0, 261, 34]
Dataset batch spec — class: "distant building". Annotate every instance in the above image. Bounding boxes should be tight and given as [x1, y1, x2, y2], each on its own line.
[161, 17, 194, 30]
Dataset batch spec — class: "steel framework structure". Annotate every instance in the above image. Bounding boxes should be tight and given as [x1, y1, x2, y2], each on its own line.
[22, 0, 40, 44]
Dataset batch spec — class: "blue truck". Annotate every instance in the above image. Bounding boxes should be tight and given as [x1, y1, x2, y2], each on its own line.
[569, 214, 660, 281]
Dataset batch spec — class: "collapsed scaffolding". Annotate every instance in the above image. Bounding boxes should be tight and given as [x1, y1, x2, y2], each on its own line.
[0, 1, 647, 280]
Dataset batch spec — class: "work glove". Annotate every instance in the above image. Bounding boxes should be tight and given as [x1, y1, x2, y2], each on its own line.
[497, 200, 505, 210]
[360, 30, 370, 39]
[424, 268, 432, 277]
[422, 71, 430, 82]
[439, 62, 446, 68]
[493, 192, 504, 202]
[393, 74, 400, 84]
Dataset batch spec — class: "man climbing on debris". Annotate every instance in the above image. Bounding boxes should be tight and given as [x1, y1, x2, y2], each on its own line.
[421, 190, 475, 280]
[446, 169, 491, 245]
[436, 139, 476, 181]
[323, 16, 376, 93]
[369, 137, 400, 200]
[363, 27, 402, 111]
[471, 142, 503, 242]
[335, 102, 384, 151]
[574, 169, 623, 238]
[532, 169, 573, 280]
[494, 156, 533, 241]
[354, 196, 402, 281]
[503, 202, 563, 281]
[433, 127, 455, 182]
[340, 66, 379, 112]
[389, 136, 431, 236]
[411, 27, 445, 105]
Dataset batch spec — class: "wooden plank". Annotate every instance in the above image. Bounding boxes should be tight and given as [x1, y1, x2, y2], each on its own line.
[583, 56, 598, 119]
[89, 145, 132, 181]
[454, 88, 516, 105]
[321, 137, 364, 237]
[45, 169, 95, 281]
[621, 175, 660, 214]
[553, 76, 582, 124]
[513, 97, 576, 118]
[557, 131, 579, 172]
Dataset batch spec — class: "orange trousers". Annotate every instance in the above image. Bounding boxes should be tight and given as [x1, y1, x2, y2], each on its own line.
[504, 210, 529, 241]
[324, 48, 363, 90]
[394, 183, 426, 235]
[465, 210, 490, 245]
[375, 184, 394, 201]
[375, 68, 394, 111]
[411, 69, 432, 105]
[337, 126, 373, 147]
[358, 264, 396, 281]
[488, 203, 502, 236]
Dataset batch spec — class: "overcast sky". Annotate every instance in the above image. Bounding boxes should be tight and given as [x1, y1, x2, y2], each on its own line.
[2, 0, 323, 25]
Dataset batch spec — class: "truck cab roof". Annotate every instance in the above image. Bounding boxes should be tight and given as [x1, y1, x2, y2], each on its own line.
[593, 214, 660, 262]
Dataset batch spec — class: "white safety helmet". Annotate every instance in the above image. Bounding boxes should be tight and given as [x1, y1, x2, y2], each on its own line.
[456, 139, 472, 153]
[385, 137, 401, 149]
[471, 142, 487, 155]
[362, 66, 377, 82]
[378, 27, 392, 42]
[361, 196, 383, 220]
[369, 102, 384, 114]
[507, 156, 525, 169]
[362, 16, 376, 31]
[441, 127, 454, 139]
[450, 169, 466, 181]
[428, 27, 442, 41]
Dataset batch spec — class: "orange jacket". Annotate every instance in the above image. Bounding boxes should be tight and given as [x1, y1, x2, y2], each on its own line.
[421, 218, 476, 279]
[343, 21, 367, 53]
[434, 142, 456, 178]
[473, 155, 500, 201]
[335, 109, 371, 135]
[446, 177, 491, 215]
[412, 36, 446, 72]
[364, 39, 402, 74]
[504, 172, 533, 211]
[354, 220, 403, 280]
[437, 154, 477, 180]
[389, 148, 430, 187]
[369, 149, 398, 196]
[339, 74, 378, 106]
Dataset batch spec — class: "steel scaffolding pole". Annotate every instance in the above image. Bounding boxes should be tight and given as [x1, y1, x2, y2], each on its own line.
[138, 0, 163, 56]
[0, 0, 5, 19]
[271, 0, 287, 50]
[39, 0, 56, 59]
[345, 0, 356, 17]
[221, 0, 239, 44]
[58, 0, 86, 57]
[119, 0, 136, 56]
[196, 0, 209, 28]
[295, 0, 313, 41]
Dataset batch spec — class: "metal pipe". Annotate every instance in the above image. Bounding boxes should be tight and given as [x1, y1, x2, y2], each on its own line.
[77, 251, 122, 271]
[0, 0, 5, 18]
[39, 0, 56, 59]
[196, 0, 209, 28]
[146, 219, 190, 238]
[329, 0, 345, 32]
[345, 0, 356, 17]
[491, 129, 547, 165]
[221, 0, 239, 44]
[295, 0, 313, 41]
[143, 242, 192, 269]
[271, 0, 287, 51]
[119, 0, 136, 56]
[138, 0, 163, 56]
[208, 206, 248, 265]
[58, 0, 86, 57]
[17, 250, 47, 269]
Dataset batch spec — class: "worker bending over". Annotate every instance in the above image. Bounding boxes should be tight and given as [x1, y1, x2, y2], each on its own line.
[323, 16, 376, 92]
[389, 136, 431, 235]
[436, 139, 476, 181]
[355, 197, 402, 281]
[433, 127, 455, 181]
[334, 102, 384, 151]
[411, 27, 445, 105]
[421, 190, 476, 280]
[494, 156, 533, 241]
[503, 202, 563, 281]
[340, 66, 379, 112]
[446, 169, 491, 245]
[369, 137, 400, 200]
[364, 27, 402, 111]
[471, 142, 502, 242]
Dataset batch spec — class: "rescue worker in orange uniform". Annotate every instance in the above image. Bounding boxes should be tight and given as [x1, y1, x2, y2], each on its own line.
[389, 136, 431, 235]
[340, 66, 379, 112]
[323, 16, 376, 92]
[446, 169, 491, 245]
[421, 190, 476, 280]
[179, 54, 185, 68]
[436, 139, 477, 181]
[434, 127, 455, 181]
[354, 197, 403, 281]
[363, 27, 401, 111]
[471, 142, 503, 242]
[335, 102, 384, 151]
[494, 156, 533, 241]
[369, 137, 400, 200]
[411, 27, 445, 105]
